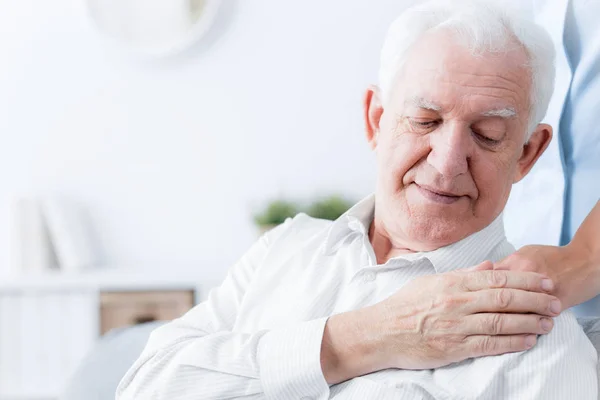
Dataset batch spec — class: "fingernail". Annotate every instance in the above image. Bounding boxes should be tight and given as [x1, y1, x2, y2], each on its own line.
[550, 300, 561, 314]
[541, 318, 553, 332]
[541, 279, 554, 291]
[525, 335, 537, 347]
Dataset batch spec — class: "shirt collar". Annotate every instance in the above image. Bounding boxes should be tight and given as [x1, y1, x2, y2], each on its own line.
[323, 194, 507, 273]
[323, 194, 375, 254]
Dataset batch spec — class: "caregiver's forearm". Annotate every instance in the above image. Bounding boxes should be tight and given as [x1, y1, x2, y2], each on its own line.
[567, 201, 600, 287]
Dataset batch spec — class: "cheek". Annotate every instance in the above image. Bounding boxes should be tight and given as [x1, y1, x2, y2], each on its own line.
[377, 130, 428, 188]
[472, 155, 516, 210]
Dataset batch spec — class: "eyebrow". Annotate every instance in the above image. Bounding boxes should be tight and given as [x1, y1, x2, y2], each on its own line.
[407, 97, 518, 119]
[481, 107, 518, 119]
[408, 96, 442, 112]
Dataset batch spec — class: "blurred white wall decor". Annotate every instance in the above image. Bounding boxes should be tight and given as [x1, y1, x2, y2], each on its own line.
[9, 196, 98, 274]
[9, 197, 56, 273]
[85, 0, 221, 57]
[0, 0, 419, 286]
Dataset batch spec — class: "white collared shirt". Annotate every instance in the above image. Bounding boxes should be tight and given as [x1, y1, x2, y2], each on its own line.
[117, 196, 597, 400]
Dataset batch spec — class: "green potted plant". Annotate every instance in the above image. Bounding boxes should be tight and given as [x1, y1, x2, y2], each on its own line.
[253, 199, 299, 234]
[306, 195, 353, 221]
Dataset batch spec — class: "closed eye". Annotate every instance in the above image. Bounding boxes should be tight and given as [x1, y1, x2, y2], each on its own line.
[473, 131, 502, 146]
[409, 119, 438, 130]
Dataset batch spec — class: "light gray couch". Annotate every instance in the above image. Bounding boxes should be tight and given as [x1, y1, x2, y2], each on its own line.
[60, 321, 165, 400]
[60, 318, 600, 400]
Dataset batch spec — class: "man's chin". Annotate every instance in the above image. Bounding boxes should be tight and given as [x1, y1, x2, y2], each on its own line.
[400, 211, 472, 247]
[407, 202, 468, 219]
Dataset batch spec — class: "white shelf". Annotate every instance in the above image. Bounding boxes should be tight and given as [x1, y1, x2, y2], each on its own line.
[0, 269, 210, 400]
[0, 391, 57, 400]
[0, 268, 203, 292]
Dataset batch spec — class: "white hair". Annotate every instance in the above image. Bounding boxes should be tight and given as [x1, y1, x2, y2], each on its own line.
[379, 0, 556, 140]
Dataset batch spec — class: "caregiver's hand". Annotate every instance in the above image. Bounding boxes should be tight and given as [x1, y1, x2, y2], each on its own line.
[493, 243, 597, 310]
[492, 201, 600, 310]
[321, 261, 559, 385]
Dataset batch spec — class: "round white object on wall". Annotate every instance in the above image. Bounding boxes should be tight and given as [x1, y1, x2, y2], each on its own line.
[84, 0, 221, 57]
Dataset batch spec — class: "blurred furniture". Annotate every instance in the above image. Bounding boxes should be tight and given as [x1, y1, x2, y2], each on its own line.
[60, 317, 600, 400]
[100, 290, 193, 335]
[0, 271, 202, 400]
[61, 321, 165, 400]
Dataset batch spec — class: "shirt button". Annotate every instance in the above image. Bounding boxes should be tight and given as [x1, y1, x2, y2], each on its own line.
[363, 271, 376, 283]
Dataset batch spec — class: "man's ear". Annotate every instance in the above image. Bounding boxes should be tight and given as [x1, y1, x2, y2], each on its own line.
[363, 85, 384, 150]
[513, 123, 553, 183]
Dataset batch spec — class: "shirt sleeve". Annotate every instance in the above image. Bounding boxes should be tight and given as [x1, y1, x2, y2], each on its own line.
[503, 311, 598, 399]
[115, 220, 331, 400]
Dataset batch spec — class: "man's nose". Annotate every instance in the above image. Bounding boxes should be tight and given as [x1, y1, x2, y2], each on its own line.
[426, 122, 470, 178]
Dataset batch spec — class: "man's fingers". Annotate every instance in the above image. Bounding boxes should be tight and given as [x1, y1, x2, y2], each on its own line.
[463, 313, 554, 336]
[469, 288, 561, 317]
[460, 270, 554, 293]
[468, 260, 494, 272]
[465, 334, 537, 358]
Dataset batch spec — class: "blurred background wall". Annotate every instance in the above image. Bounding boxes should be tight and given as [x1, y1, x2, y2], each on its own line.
[0, 0, 417, 286]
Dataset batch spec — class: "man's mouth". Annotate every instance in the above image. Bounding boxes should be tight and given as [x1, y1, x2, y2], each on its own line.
[414, 183, 462, 204]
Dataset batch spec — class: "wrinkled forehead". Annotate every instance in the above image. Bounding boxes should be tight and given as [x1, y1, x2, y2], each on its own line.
[392, 30, 532, 115]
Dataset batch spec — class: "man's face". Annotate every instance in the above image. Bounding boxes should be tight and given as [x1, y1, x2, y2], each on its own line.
[366, 31, 551, 251]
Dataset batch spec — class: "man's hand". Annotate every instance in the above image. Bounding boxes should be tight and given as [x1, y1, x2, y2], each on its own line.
[321, 262, 560, 384]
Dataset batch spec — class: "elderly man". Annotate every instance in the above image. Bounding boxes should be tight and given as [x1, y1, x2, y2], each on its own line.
[116, 1, 597, 399]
